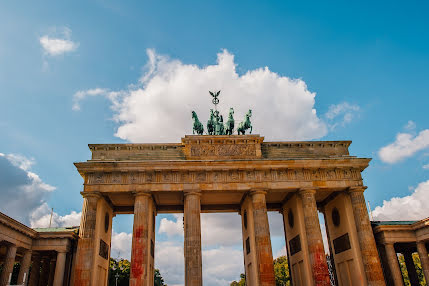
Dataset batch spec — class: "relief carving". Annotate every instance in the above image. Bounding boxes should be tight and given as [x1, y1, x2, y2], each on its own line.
[190, 144, 256, 158]
[85, 167, 363, 185]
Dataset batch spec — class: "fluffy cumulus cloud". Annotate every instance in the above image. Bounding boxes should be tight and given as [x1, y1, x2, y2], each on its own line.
[379, 129, 429, 164]
[73, 49, 335, 142]
[30, 203, 81, 228]
[39, 27, 79, 56]
[0, 153, 81, 228]
[373, 180, 429, 220]
[111, 231, 133, 260]
[0, 153, 55, 225]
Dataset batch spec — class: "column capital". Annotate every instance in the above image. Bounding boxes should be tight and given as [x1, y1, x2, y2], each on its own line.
[132, 191, 152, 198]
[80, 191, 102, 199]
[184, 190, 202, 197]
[347, 186, 368, 193]
[417, 240, 428, 246]
[249, 189, 267, 196]
[298, 187, 318, 195]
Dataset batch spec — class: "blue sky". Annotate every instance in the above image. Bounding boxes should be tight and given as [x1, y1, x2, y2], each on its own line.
[1, 1, 429, 285]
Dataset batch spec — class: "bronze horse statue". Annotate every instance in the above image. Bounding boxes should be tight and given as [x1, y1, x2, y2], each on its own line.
[191, 111, 204, 135]
[237, 109, 252, 135]
[225, 107, 235, 135]
[207, 109, 215, 135]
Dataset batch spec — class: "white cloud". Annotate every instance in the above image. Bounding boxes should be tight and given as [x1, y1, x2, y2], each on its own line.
[156, 241, 185, 286]
[325, 102, 360, 130]
[379, 129, 429, 163]
[30, 203, 81, 228]
[39, 27, 79, 56]
[72, 88, 123, 111]
[158, 214, 183, 237]
[111, 231, 133, 260]
[74, 49, 331, 142]
[159, 213, 243, 247]
[373, 180, 429, 220]
[423, 164, 429, 170]
[202, 247, 243, 286]
[0, 153, 56, 225]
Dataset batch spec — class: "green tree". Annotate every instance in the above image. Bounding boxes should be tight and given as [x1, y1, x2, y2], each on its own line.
[398, 253, 426, 286]
[273, 256, 290, 286]
[230, 256, 290, 286]
[108, 258, 166, 286]
[154, 268, 166, 286]
[230, 273, 246, 286]
[108, 258, 130, 286]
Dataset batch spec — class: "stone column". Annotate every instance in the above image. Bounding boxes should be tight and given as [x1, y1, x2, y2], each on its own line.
[384, 243, 404, 286]
[18, 249, 32, 285]
[348, 187, 386, 286]
[184, 191, 203, 286]
[0, 244, 17, 286]
[73, 192, 100, 286]
[130, 192, 152, 286]
[417, 241, 429, 285]
[29, 253, 41, 286]
[403, 250, 419, 285]
[48, 258, 56, 286]
[39, 257, 51, 286]
[249, 190, 275, 286]
[53, 251, 67, 286]
[298, 188, 330, 286]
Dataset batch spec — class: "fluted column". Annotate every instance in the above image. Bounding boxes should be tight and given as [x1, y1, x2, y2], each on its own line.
[384, 243, 404, 286]
[249, 190, 275, 286]
[53, 251, 67, 286]
[298, 188, 330, 286]
[184, 191, 203, 286]
[403, 250, 419, 285]
[18, 249, 32, 285]
[0, 244, 17, 286]
[29, 253, 41, 286]
[130, 192, 152, 286]
[348, 187, 386, 286]
[73, 192, 100, 286]
[417, 241, 429, 285]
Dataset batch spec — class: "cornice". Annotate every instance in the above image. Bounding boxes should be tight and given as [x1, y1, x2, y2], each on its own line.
[0, 212, 37, 238]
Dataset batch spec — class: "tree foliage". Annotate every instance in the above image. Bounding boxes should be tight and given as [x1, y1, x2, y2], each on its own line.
[108, 258, 166, 286]
[398, 253, 427, 286]
[230, 256, 290, 286]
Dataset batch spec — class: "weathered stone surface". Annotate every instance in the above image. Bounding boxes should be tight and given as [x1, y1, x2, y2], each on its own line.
[73, 193, 100, 286]
[298, 189, 330, 286]
[0, 244, 17, 286]
[384, 243, 404, 286]
[348, 188, 385, 286]
[130, 192, 152, 286]
[184, 191, 203, 286]
[416, 241, 429, 285]
[250, 190, 275, 286]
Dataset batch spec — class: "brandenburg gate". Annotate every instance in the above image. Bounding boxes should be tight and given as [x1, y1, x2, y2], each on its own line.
[72, 134, 386, 286]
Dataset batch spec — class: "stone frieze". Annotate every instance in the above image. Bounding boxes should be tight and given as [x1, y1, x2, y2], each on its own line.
[86, 168, 362, 185]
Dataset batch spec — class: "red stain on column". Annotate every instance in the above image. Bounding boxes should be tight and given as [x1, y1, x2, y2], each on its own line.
[130, 193, 150, 286]
[299, 189, 330, 286]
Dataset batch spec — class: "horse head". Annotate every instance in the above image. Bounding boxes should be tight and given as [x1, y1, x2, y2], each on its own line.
[229, 108, 234, 117]
[247, 109, 252, 118]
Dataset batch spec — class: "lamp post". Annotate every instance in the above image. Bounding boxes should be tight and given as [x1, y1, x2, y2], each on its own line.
[115, 272, 119, 286]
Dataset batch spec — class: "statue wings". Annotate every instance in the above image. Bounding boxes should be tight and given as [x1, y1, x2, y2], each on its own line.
[209, 90, 221, 98]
